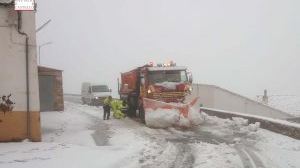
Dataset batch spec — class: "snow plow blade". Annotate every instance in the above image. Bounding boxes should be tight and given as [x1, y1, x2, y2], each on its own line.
[143, 97, 199, 117]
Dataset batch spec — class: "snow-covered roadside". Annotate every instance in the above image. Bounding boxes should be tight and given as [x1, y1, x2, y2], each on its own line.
[255, 129, 300, 167]
[267, 95, 300, 117]
[0, 142, 141, 168]
[41, 102, 99, 146]
[0, 102, 243, 168]
[1, 101, 300, 168]
[202, 107, 300, 129]
[0, 102, 145, 168]
[198, 115, 300, 168]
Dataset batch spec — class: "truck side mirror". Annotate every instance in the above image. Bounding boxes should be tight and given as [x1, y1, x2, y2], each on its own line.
[188, 73, 193, 83]
[109, 88, 112, 92]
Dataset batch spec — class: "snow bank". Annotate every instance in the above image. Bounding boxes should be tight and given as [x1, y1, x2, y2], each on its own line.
[231, 118, 260, 133]
[201, 115, 261, 137]
[145, 107, 205, 128]
[189, 108, 205, 125]
[202, 107, 300, 129]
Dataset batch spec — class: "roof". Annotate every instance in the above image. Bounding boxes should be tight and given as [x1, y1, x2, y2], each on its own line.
[38, 66, 63, 72]
[82, 82, 109, 86]
[147, 66, 187, 71]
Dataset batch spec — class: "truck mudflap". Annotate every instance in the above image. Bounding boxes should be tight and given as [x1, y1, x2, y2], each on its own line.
[143, 97, 199, 118]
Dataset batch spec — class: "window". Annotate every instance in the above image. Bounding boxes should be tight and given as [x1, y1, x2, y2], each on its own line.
[91, 85, 109, 92]
[148, 70, 188, 84]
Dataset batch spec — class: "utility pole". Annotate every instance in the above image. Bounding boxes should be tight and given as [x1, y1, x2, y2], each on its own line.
[36, 19, 51, 33]
[38, 42, 52, 65]
[36, 19, 52, 65]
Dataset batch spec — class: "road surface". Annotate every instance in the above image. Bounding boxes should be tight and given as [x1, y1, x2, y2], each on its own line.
[64, 94, 268, 168]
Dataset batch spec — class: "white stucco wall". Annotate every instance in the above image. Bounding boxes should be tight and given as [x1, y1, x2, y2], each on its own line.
[0, 6, 39, 111]
[192, 84, 293, 119]
[190, 84, 214, 107]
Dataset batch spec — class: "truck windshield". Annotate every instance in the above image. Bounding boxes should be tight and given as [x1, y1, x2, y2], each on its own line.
[92, 85, 109, 92]
[148, 70, 187, 84]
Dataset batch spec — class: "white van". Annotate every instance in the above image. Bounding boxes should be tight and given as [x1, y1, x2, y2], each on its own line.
[81, 83, 111, 106]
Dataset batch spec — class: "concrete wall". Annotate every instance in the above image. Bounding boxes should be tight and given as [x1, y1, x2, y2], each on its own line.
[202, 108, 300, 140]
[0, 5, 41, 141]
[192, 84, 293, 119]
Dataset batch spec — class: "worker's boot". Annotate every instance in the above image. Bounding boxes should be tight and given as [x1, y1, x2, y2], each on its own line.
[107, 112, 110, 120]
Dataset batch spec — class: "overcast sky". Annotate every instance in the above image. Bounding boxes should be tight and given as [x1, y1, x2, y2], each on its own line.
[35, 0, 300, 98]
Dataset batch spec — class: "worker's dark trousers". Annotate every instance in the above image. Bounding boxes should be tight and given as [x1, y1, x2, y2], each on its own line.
[103, 105, 110, 120]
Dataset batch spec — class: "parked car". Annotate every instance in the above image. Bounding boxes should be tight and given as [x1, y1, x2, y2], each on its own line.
[81, 83, 111, 106]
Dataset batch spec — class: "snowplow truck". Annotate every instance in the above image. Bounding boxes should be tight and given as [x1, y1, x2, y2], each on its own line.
[119, 62, 197, 123]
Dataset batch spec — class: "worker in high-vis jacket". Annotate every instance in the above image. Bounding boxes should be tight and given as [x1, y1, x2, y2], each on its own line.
[103, 96, 112, 120]
[121, 100, 128, 117]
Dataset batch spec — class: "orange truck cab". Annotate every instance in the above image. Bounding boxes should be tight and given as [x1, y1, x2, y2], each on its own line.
[119, 62, 193, 122]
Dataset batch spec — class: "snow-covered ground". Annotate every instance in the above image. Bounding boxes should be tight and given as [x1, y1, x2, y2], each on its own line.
[1, 101, 300, 168]
[268, 95, 300, 117]
[256, 95, 300, 117]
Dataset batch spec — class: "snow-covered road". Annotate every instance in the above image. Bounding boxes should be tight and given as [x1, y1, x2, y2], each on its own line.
[1, 99, 300, 168]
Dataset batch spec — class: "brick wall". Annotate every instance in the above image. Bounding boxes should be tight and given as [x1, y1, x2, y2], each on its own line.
[38, 66, 64, 111]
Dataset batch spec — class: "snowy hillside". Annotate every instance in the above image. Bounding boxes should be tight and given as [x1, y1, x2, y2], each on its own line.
[268, 96, 300, 117]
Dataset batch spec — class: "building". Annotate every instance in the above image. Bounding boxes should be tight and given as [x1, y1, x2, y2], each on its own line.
[191, 84, 293, 119]
[0, 1, 41, 141]
[38, 66, 64, 112]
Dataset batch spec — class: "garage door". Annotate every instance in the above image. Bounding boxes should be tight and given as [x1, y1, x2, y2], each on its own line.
[39, 75, 54, 111]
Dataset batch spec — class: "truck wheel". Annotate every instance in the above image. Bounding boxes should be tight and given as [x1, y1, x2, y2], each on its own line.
[128, 97, 137, 117]
[128, 104, 136, 117]
[139, 106, 145, 124]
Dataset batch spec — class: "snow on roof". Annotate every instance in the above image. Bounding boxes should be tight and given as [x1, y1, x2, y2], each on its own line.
[147, 66, 187, 71]
[82, 82, 109, 86]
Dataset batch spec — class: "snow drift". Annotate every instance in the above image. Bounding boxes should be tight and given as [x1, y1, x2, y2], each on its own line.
[145, 107, 205, 128]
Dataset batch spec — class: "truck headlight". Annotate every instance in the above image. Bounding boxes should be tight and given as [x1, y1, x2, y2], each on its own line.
[147, 89, 151, 94]
[189, 87, 193, 92]
[95, 97, 99, 99]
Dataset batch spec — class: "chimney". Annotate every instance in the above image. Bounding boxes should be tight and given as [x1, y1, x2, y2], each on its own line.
[262, 89, 268, 104]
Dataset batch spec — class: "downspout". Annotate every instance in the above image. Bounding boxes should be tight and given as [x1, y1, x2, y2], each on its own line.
[17, 11, 31, 140]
